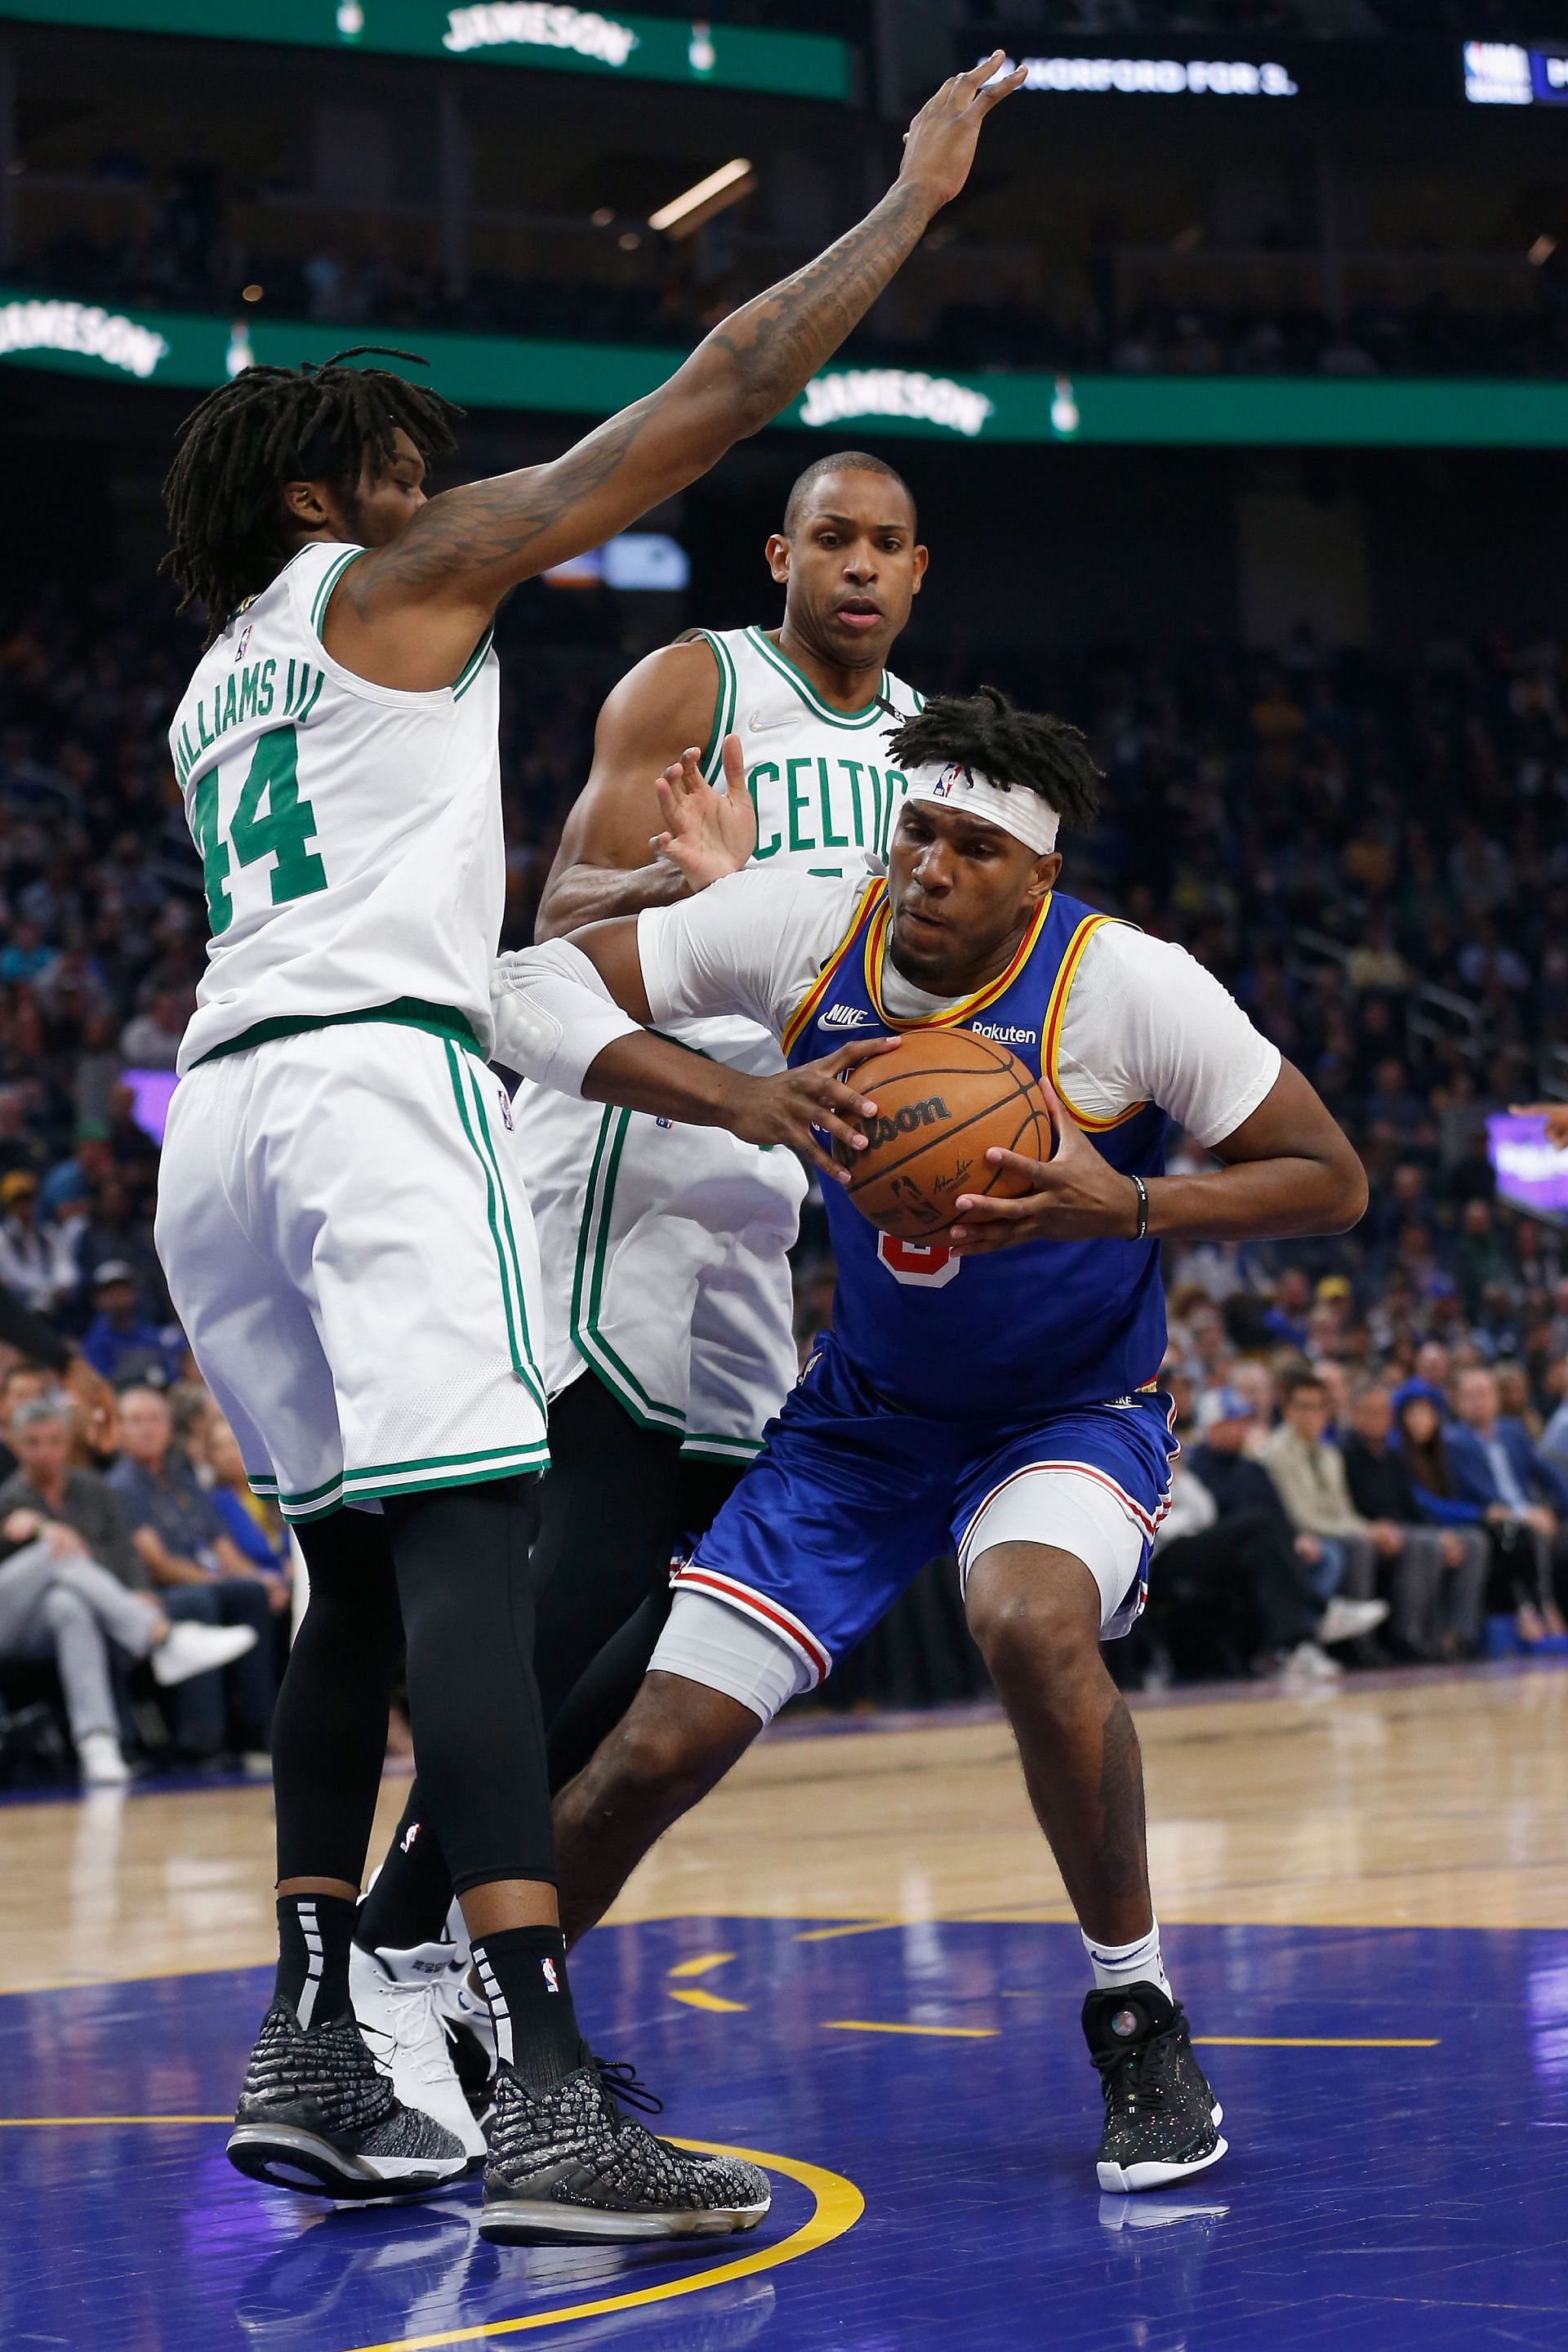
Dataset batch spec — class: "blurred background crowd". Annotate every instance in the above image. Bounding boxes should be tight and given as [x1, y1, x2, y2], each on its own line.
[0, 569, 1564, 1775]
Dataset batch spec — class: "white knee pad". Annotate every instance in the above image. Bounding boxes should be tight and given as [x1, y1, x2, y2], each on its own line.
[649, 1589, 808, 1729]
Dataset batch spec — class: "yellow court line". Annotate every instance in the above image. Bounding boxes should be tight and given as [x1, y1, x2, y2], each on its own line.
[794, 1921, 905, 1944]
[0, 2114, 230, 2126]
[1192, 2036, 1440, 2049]
[666, 1951, 738, 1978]
[822, 2019, 997, 2040]
[344, 2139, 863, 2352]
[670, 1988, 749, 2014]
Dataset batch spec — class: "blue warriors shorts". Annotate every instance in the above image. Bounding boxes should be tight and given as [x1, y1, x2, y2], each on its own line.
[667, 1330, 1178, 1695]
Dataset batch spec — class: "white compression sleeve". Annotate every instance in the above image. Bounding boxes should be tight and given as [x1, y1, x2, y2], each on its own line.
[490, 940, 641, 1097]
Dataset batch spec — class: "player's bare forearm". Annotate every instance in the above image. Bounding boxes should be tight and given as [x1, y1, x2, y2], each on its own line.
[345, 56, 1022, 620]
[534, 858, 690, 942]
[1140, 1147, 1367, 1244]
[581, 1031, 898, 1187]
[950, 1060, 1365, 1253]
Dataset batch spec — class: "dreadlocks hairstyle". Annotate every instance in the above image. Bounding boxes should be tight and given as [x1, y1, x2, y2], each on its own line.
[161, 348, 462, 644]
[884, 683, 1103, 832]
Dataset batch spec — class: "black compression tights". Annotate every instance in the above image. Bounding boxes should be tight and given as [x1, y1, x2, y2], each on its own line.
[272, 1477, 553, 1897]
[354, 1374, 742, 1951]
[273, 1504, 403, 1889]
[382, 1475, 554, 1895]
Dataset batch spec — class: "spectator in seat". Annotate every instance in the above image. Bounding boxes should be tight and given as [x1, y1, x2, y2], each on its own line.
[1263, 1368, 1405, 1622]
[79, 1262, 185, 1389]
[0, 1395, 255, 1782]
[1187, 1387, 1387, 1675]
[203, 1415, 292, 1666]
[118, 986, 188, 1071]
[1446, 1365, 1568, 1642]
[107, 1386, 276, 1763]
[0, 1172, 78, 1318]
[1343, 1381, 1488, 1658]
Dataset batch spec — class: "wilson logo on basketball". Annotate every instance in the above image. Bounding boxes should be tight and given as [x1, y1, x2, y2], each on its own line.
[865, 1094, 950, 1149]
[831, 1028, 1054, 1242]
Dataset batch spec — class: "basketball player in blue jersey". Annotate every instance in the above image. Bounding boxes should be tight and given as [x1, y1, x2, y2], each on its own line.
[488, 685, 1368, 2193]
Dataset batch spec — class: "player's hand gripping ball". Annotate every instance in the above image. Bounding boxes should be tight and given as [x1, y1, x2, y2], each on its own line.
[831, 1030, 1055, 1241]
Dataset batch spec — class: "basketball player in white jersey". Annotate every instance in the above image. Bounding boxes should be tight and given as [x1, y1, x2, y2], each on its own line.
[151, 53, 1022, 2242]
[349, 455, 930, 2094]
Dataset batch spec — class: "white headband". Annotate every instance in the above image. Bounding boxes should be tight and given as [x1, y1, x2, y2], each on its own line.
[900, 760, 1059, 857]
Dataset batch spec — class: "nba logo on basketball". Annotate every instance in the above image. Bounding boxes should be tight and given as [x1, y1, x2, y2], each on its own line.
[541, 1957, 559, 1994]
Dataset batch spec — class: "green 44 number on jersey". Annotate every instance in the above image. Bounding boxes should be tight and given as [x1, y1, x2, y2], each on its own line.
[192, 725, 328, 936]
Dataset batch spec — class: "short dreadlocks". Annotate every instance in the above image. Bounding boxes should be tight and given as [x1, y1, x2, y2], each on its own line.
[161, 348, 462, 644]
[884, 684, 1103, 831]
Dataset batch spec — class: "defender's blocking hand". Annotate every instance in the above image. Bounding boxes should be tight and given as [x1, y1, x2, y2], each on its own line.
[649, 735, 756, 889]
[897, 50, 1027, 212]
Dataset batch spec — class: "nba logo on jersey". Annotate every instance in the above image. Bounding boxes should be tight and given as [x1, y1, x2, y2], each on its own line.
[497, 1087, 514, 1132]
[541, 1957, 560, 1994]
[232, 622, 252, 665]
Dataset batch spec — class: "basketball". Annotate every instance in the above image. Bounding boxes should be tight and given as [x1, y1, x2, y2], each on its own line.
[831, 1029, 1054, 1241]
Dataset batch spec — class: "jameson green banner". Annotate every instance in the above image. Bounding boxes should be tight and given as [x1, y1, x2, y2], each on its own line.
[0, 0, 853, 98]
[4, 290, 1568, 448]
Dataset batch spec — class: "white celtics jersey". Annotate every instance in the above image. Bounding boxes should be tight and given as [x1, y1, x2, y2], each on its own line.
[511, 622, 924, 1442]
[666, 623, 924, 1074]
[172, 540, 501, 1073]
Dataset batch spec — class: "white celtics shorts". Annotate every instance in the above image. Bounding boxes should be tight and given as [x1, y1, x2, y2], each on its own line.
[156, 1018, 549, 1519]
[510, 1080, 804, 1467]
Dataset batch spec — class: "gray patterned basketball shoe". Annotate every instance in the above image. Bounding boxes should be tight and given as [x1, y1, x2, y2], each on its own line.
[226, 2001, 470, 2201]
[1082, 1983, 1227, 2193]
[479, 2053, 771, 2244]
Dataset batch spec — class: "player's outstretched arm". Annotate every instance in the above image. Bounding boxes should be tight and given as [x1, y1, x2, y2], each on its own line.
[949, 1062, 1368, 1254]
[534, 653, 752, 939]
[328, 55, 1022, 679]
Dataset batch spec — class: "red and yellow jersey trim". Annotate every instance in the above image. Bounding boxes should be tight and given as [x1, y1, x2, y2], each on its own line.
[864, 889, 1053, 1030]
[1044, 912, 1149, 1132]
[780, 877, 886, 1057]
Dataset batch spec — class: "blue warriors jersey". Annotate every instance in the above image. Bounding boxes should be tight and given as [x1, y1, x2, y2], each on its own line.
[782, 880, 1169, 1421]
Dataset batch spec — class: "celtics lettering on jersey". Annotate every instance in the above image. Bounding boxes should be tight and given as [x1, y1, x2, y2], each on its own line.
[697, 625, 924, 881]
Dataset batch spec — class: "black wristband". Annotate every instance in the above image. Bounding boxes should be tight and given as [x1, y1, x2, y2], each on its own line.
[1130, 1174, 1149, 1241]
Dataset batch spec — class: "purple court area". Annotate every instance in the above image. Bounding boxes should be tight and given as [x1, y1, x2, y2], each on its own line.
[4, 1908, 1566, 2350]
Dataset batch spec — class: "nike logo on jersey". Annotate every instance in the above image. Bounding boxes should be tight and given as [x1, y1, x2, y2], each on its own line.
[820, 1003, 876, 1029]
[746, 706, 797, 733]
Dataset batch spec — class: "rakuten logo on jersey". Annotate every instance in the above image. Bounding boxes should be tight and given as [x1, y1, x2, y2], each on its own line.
[820, 1004, 875, 1030]
[969, 1022, 1037, 1047]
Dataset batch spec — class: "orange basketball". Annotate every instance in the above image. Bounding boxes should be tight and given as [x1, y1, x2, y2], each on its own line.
[831, 1029, 1054, 1241]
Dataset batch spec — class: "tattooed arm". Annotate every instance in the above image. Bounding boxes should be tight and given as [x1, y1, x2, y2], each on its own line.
[324, 53, 1022, 691]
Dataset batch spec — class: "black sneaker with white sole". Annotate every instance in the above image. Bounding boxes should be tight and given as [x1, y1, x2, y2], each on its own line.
[226, 2001, 470, 2202]
[479, 2051, 770, 2246]
[1082, 1982, 1227, 2194]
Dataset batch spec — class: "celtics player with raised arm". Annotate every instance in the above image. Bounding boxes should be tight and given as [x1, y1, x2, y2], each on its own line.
[152, 51, 1022, 2243]
[349, 451, 929, 2091]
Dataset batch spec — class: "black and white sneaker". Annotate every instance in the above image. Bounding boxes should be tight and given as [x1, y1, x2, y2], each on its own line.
[1082, 1982, 1227, 2194]
[479, 2051, 771, 2245]
[226, 2001, 470, 2202]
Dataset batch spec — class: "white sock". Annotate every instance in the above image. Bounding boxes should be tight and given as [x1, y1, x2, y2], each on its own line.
[1082, 1918, 1172, 1999]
